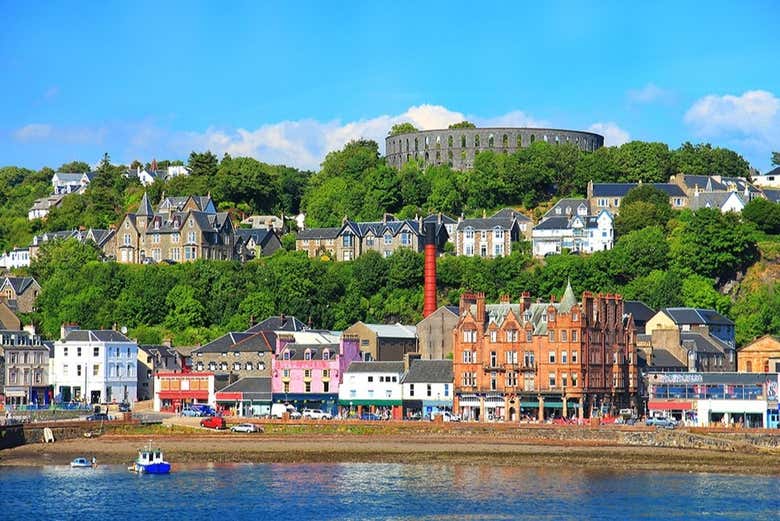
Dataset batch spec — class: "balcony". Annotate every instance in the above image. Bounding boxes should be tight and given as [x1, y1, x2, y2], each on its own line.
[483, 363, 505, 372]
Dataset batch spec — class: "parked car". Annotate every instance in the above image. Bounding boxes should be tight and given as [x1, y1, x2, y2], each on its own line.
[407, 412, 427, 421]
[118, 402, 131, 412]
[86, 413, 110, 421]
[181, 407, 202, 417]
[646, 415, 678, 429]
[360, 412, 381, 421]
[200, 416, 227, 430]
[231, 423, 261, 433]
[302, 408, 332, 420]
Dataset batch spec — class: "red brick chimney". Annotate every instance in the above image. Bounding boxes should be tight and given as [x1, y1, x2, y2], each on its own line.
[422, 223, 437, 318]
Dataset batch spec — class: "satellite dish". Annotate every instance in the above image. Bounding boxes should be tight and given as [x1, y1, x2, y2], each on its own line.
[121, 326, 128, 334]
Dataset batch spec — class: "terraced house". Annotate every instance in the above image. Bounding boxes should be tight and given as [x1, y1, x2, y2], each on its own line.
[296, 215, 448, 261]
[0, 276, 41, 314]
[454, 209, 527, 258]
[452, 284, 639, 423]
[116, 193, 235, 263]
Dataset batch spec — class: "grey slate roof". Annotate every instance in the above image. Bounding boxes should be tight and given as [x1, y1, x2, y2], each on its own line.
[624, 301, 655, 325]
[216, 377, 272, 399]
[591, 183, 686, 198]
[543, 198, 590, 218]
[763, 189, 780, 203]
[676, 175, 760, 194]
[663, 308, 734, 326]
[345, 361, 405, 374]
[139, 344, 180, 359]
[423, 213, 457, 225]
[681, 331, 730, 354]
[689, 191, 744, 211]
[63, 330, 133, 342]
[297, 227, 340, 240]
[193, 331, 276, 354]
[246, 315, 307, 333]
[490, 208, 532, 222]
[279, 343, 339, 360]
[455, 215, 518, 231]
[236, 228, 276, 247]
[2, 277, 38, 295]
[649, 348, 686, 368]
[401, 360, 453, 384]
[533, 216, 570, 230]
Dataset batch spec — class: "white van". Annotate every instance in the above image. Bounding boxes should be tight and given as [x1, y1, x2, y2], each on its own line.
[270, 404, 300, 419]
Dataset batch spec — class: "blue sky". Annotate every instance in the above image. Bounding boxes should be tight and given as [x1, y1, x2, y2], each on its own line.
[1, 1, 778, 171]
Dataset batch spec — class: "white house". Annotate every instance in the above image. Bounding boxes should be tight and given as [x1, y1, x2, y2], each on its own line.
[400, 359, 453, 418]
[0, 248, 31, 270]
[690, 191, 746, 213]
[52, 328, 138, 404]
[338, 361, 404, 418]
[532, 208, 614, 257]
[52, 172, 93, 195]
[28, 194, 65, 220]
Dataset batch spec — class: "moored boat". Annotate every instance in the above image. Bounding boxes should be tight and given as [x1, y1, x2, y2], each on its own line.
[128, 442, 171, 474]
[70, 457, 94, 468]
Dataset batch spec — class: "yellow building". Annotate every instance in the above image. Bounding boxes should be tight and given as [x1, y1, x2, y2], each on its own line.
[738, 335, 780, 373]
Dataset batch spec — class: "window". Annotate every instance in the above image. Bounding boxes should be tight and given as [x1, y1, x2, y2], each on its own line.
[172, 233, 180, 243]
[124, 233, 131, 246]
[188, 231, 196, 243]
[505, 351, 518, 364]
[490, 373, 497, 390]
[571, 330, 578, 342]
[490, 330, 497, 343]
[63, 364, 69, 376]
[462, 372, 476, 386]
[464, 227, 474, 240]
[342, 235, 352, 247]
[562, 351, 568, 364]
[549, 331, 555, 342]
[93, 347, 100, 357]
[463, 330, 476, 343]
[283, 351, 290, 360]
[462, 350, 473, 363]
[572, 373, 578, 387]
[365, 236, 374, 247]
[562, 373, 568, 387]
[367, 376, 373, 382]
[304, 381, 311, 393]
[548, 373, 556, 388]
[246, 362, 253, 371]
[572, 350, 578, 363]
[153, 233, 160, 244]
[283, 381, 290, 393]
[506, 329, 518, 342]
[548, 351, 556, 363]
[77, 347, 82, 357]
[323, 381, 329, 392]
[282, 369, 290, 378]
[384, 234, 392, 245]
[233, 362, 241, 371]
[493, 228, 504, 240]
[93, 364, 99, 376]
[304, 369, 312, 379]
[490, 351, 497, 367]
[304, 350, 311, 360]
[77, 364, 82, 377]
[526, 331, 532, 342]
[208, 362, 216, 371]
[561, 330, 567, 342]
[427, 384, 432, 397]
[572, 313, 578, 322]
[400, 232, 411, 246]
[220, 362, 227, 371]
[506, 371, 517, 387]
[322, 350, 330, 360]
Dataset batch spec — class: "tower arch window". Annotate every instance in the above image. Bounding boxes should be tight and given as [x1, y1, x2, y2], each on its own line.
[502, 134, 508, 147]
[425, 136, 430, 149]
[488, 134, 494, 148]
[414, 138, 419, 151]
[517, 134, 522, 147]
[530, 134, 535, 143]
[436, 136, 441, 149]
[474, 134, 480, 147]
[447, 135, 453, 147]
[461, 135, 466, 148]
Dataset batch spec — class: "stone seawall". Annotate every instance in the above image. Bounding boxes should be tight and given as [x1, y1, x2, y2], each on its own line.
[1, 420, 138, 450]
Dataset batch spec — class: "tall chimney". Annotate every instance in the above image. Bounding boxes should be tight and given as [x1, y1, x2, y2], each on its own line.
[422, 223, 437, 318]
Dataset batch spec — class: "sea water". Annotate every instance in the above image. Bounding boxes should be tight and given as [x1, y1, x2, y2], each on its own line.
[0, 463, 777, 520]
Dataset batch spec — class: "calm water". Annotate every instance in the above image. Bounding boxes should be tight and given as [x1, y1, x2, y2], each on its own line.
[0, 463, 778, 520]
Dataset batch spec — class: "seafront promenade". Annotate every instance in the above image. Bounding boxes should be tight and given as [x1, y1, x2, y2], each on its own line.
[2, 419, 779, 475]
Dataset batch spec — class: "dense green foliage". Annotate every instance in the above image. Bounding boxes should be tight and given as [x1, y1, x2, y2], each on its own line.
[448, 121, 476, 129]
[388, 123, 419, 136]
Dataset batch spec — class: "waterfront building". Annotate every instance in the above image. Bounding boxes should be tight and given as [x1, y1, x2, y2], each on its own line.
[2, 329, 50, 407]
[215, 376, 272, 416]
[416, 305, 459, 360]
[737, 335, 780, 373]
[271, 331, 361, 416]
[137, 343, 184, 401]
[190, 331, 275, 381]
[153, 371, 215, 412]
[645, 307, 736, 349]
[401, 359, 453, 418]
[647, 371, 779, 428]
[52, 328, 138, 404]
[339, 361, 404, 419]
[342, 322, 418, 361]
[452, 284, 639, 422]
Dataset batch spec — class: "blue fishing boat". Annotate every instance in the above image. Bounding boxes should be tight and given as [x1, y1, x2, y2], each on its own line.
[129, 442, 171, 474]
[70, 457, 94, 468]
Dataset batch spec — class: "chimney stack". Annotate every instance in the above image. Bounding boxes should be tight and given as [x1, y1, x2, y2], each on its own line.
[422, 223, 438, 318]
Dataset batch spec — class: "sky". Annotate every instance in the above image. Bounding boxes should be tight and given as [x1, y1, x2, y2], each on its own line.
[1, 1, 778, 172]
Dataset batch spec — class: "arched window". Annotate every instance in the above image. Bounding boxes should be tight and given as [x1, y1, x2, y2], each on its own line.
[435, 151, 441, 162]
[530, 134, 535, 143]
[517, 134, 522, 147]
[406, 138, 410, 152]
[425, 152, 429, 160]
[746, 360, 752, 372]
[488, 134, 495, 148]
[461, 150, 467, 160]
[461, 135, 466, 148]
[425, 136, 430, 149]
[474, 134, 480, 147]
[447, 150, 453, 162]
[414, 138, 419, 151]
[555, 135, 560, 144]
[502, 134, 509, 147]
[436, 136, 441, 149]
[543, 134, 549, 142]
[448, 135, 453, 147]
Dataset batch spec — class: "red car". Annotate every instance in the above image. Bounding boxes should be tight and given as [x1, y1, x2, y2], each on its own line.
[200, 416, 226, 430]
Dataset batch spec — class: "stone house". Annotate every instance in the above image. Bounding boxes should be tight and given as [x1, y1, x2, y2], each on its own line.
[646, 308, 735, 347]
[587, 181, 688, 214]
[295, 227, 340, 258]
[342, 322, 418, 362]
[190, 331, 275, 388]
[737, 335, 780, 373]
[0, 276, 41, 314]
[137, 343, 184, 401]
[454, 211, 524, 258]
[29, 228, 115, 261]
[115, 193, 235, 264]
[2, 329, 50, 407]
[416, 305, 459, 360]
[235, 228, 282, 260]
[28, 194, 65, 220]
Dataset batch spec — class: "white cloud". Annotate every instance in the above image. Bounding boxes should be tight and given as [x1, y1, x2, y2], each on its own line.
[588, 122, 630, 146]
[684, 90, 779, 136]
[11, 105, 627, 170]
[627, 83, 670, 104]
[684, 90, 780, 170]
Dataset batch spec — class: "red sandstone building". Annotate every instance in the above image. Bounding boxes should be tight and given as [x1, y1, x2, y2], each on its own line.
[452, 283, 639, 422]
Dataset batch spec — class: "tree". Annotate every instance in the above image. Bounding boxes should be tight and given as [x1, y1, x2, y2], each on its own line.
[613, 141, 673, 183]
[187, 151, 219, 177]
[614, 185, 673, 236]
[772, 151, 780, 166]
[668, 208, 759, 283]
[215, 156, 279, 212]
[164, 284, 206, 329]
[672, 142, 749, 178]
[609, 226, 669, 283]
[622, 270, 684, 310]
[449, 121, 476, 129]
[58, 161, 91, 173]
[681, 274, 731, 315]
[388, 123, 418, 136]
[742, 198, 780, 234]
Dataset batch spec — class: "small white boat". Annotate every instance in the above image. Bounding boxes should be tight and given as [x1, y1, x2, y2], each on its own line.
[70, 457, 94, 468]
[128, 441, 171, 474]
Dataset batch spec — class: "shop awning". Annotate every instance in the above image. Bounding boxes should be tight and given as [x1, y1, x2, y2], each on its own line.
[339, 399, 402, 406]
[648, 400, 694, 410]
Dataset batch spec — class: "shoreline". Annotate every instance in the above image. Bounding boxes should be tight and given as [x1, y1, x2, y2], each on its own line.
[3, 432, 780, 475]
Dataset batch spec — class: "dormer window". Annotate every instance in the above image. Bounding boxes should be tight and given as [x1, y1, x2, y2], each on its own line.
[304, 350, 312, 360]
[283, 351, 290, 360]
[556, 208, 562, 215]
[154, 220, 159, 230]
[322, 350, 331, 360]
[465, 227, 474, 240]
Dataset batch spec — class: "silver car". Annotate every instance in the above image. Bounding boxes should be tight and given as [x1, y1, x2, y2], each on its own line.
[231, 423, 260, 433]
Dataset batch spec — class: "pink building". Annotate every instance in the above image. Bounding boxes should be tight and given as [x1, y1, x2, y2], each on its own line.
[272, 332, 360, 415]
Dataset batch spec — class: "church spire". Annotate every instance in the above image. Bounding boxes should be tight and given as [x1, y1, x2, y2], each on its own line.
[559, 278, 577, 313]
[137, 192, 153, 216]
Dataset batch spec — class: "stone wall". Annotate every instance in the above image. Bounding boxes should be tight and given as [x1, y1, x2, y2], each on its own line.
[386, 128, 605, 171]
